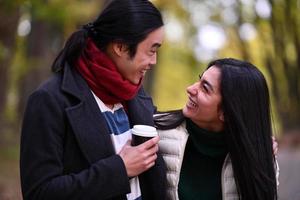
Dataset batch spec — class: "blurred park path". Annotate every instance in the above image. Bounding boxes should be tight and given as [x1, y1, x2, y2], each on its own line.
[0, 154, 22, 200]
[278, 148, 300, 200]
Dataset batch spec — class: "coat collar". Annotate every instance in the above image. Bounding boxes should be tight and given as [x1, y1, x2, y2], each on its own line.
[126, 89, 155, 127]
[59, 64, 155, 164]
[61, 63, 83, 100]
[61, 64, 115, 164]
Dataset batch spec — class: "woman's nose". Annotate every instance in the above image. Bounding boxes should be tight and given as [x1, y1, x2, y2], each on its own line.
[186, 82, 198, 95]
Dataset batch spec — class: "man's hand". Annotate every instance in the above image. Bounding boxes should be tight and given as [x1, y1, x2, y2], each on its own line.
[118, 136, 159, 177]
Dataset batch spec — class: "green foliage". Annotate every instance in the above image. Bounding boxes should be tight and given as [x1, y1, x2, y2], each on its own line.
[153, 41, 198, 110]
[29, 0, 67, 25]
[1, 0, 299, 134]
[0, 145, 19, 161]
[27, 0, 100, 27]
[0, 0, 25, 10]
[5, 36, 28, 123]
[184, 0, 300, 132]
[0, 42, 7, 62]
[151, 0, 198, 110]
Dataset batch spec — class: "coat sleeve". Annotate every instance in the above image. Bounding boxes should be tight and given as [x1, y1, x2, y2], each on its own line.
[20, 89, 130, 200]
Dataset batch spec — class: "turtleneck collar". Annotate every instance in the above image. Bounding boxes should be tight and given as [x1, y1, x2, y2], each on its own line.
[186, 118, 228, 157]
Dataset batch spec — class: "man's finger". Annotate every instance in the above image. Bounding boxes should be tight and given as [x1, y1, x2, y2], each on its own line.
[138, 136, 159, 150]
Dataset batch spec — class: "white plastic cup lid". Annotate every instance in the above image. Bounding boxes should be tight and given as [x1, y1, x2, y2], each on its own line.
[131, 125, 157, 137]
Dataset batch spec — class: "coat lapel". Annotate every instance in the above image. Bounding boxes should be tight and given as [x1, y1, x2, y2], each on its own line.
[127, 88, 155, 127]
[60, 65, 156, 165]
[62, 65, 115, 164]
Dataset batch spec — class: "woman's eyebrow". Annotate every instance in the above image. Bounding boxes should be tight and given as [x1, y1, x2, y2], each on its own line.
[203, 79, 214, 92]
[199, 74, 214, 92]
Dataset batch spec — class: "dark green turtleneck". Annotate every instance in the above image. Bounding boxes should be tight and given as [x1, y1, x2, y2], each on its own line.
[178, 119, 228, 200]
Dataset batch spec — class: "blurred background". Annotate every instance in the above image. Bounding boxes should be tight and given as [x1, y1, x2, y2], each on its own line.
[0, 0, 299, 199]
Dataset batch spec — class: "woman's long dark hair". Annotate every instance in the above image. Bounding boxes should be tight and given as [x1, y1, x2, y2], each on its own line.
[154, 110, 185, 130]
[52, 0, 163, 72]
[211, 58, 277, 200]
[155, 58, 277, 199]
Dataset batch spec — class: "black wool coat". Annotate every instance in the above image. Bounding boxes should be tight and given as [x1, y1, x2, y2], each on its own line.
[20, 64, 166, 200]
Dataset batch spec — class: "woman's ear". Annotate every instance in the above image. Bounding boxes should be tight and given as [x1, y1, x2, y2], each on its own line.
[218, 110, 224, 122]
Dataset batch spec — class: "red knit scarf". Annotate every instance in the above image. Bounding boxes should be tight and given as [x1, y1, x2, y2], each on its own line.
[76, 38, 142, 105]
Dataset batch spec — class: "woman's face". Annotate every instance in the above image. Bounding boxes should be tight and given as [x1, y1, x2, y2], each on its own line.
[182, 66, 224, 132]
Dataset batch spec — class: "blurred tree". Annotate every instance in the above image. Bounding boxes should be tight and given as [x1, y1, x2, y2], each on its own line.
[260, 0, 300, 132]
[182, 0, 300, 133]
[0, 0, 109, 139]
[7, 0, 298, 134]
[151, 0, 198, 110]
[16, 0, 103, 116]
[0, 1, 22, 125]
[144, 0, 192, 95]
[17, 0, 70, 115]
[226, 0, 300, 133]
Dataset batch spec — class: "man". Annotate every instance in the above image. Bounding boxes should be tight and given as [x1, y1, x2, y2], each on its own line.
[20, 0, 166, 199]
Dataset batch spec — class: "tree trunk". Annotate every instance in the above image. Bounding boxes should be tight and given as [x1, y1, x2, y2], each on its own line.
[0, 6, 20, 123]
[264, 0, 300, 132]
[18, 19, 62, 117]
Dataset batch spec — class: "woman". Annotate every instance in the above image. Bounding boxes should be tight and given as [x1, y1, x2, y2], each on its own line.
[155, 58, 278, 200]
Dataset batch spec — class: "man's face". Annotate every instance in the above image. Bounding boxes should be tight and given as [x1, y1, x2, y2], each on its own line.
[115, 27, 164, 85]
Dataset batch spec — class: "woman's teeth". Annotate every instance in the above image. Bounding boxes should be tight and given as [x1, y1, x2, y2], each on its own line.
[188, 99, 197, 108]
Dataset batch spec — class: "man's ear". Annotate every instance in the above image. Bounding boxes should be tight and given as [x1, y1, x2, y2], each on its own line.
[112, 42, 127, 57]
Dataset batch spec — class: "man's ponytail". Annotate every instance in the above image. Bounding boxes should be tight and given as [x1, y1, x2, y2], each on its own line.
[52, 28, 88, 72]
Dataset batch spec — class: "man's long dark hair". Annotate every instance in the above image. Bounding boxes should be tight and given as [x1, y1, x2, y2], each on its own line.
[52, 0, 163, 72]
[155, 58, 278, 199]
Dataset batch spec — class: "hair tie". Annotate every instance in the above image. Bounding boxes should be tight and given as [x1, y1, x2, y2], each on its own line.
[82, 23, 98, 37]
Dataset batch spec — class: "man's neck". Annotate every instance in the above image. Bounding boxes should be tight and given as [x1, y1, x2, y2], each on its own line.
[105, 104, 114, 110]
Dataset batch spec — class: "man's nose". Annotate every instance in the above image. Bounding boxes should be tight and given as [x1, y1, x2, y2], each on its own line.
[149, 54, 157, 65]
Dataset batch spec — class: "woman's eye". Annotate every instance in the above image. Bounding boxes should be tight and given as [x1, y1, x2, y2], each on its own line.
[202, 84, 209, 92]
